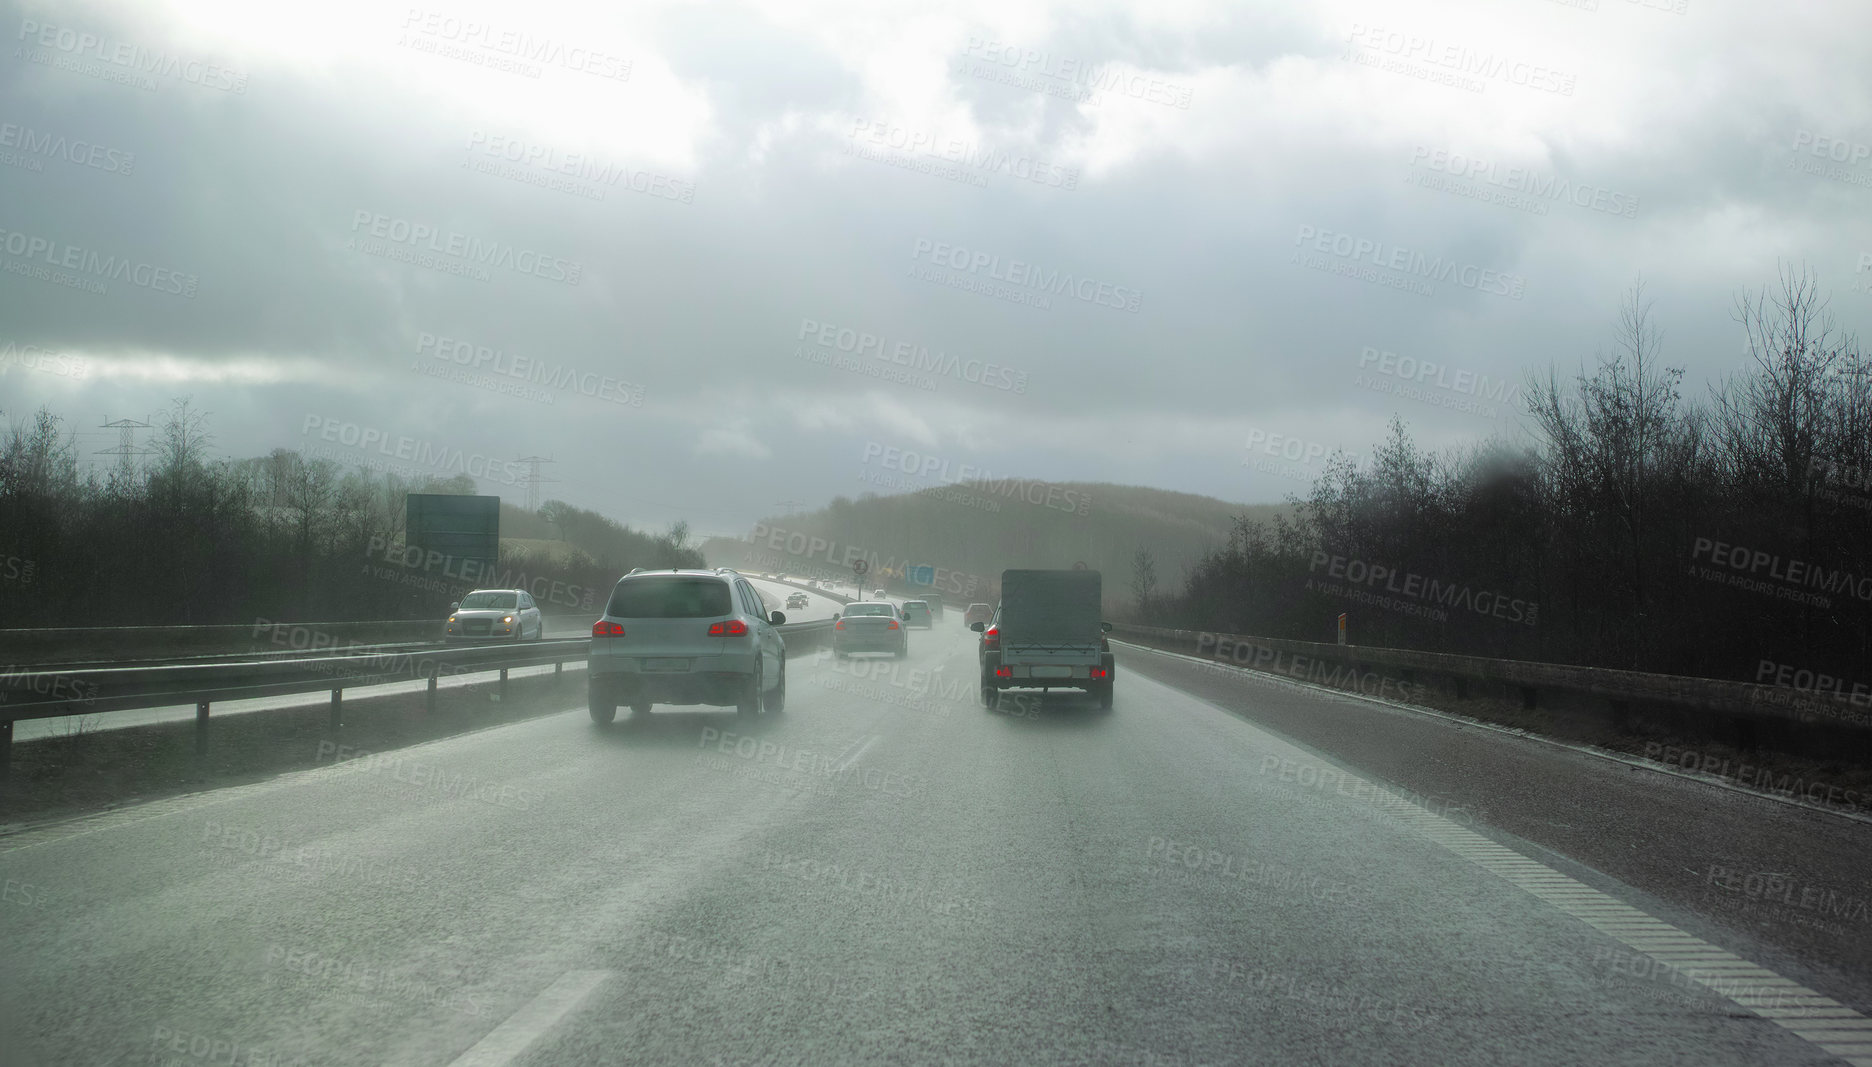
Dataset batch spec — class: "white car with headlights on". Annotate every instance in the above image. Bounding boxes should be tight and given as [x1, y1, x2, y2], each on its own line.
[444, 589, 544, 642]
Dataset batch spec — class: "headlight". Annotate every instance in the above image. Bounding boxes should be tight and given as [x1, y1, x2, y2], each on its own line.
[502, 615, 515, 623]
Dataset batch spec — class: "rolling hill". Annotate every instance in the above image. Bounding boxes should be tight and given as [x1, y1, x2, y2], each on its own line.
[700, 482, 1289, 614]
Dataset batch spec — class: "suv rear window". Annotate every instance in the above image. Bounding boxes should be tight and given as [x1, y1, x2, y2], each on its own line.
[459, 592, 517, 610]
[608, 577, 733, 618]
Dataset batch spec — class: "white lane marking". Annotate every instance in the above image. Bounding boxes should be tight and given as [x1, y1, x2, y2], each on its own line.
[832, 734, 880, 774]
[1121, 641, 1872, 826]
[447, 970, 610, 1067]
[1382, 795, 1872, 1055]
[1141, 652, 1872, 1057]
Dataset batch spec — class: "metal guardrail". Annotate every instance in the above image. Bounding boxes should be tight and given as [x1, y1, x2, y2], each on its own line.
[0, 620, 836, 778]
[0, 614, 602, 662]
[1111, 623, 1872, 737]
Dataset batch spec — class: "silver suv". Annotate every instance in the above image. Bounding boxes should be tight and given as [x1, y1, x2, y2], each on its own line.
[587, 568, 786, 724]
[446, 589, 544, 642]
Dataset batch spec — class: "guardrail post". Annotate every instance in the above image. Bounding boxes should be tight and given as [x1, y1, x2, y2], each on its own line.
[554, 660, 562, 679]
[499, 668, 509, 699]
[426, 672, 438, 713]
[0, 719, 11, 784]
[195, 702, 210, 756]
[329, 689, 342, 730]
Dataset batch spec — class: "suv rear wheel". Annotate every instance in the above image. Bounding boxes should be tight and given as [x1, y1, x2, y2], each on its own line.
[737, 663, 762, 716]
[589, 691, 616, 725]
[763, 657, 786, 713]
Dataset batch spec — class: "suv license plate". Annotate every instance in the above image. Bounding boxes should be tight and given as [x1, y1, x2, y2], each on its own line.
[1030, 666, 1074, 678]
[642, 658, 691, 672]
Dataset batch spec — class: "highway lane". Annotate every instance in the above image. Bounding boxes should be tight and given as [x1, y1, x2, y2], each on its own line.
[1, 617, 1864, 1066]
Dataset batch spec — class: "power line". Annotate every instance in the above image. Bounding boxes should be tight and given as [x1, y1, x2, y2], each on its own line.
[96, 418, 155, 475]
[513, 454, 560, 511]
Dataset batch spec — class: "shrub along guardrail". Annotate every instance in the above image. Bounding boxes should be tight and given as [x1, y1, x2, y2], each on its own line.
[1111, 623, 1872, 760]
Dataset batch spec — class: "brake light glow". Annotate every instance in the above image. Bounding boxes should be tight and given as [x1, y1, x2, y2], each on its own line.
[1090, 667, 1109, 679]
[593, 621, 625, 636]
[834, 619, 846, 630]
[886, 620, 899, 630]
[983, 625, 999, 650]
[707, 620, 749, 636]
[995, 666, 1012, 677]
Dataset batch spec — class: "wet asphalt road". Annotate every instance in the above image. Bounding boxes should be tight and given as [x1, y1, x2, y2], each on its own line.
[2, 619, 1869, 1066]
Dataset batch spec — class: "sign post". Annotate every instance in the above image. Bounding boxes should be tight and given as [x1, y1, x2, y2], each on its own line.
[852, 558, 868, 600]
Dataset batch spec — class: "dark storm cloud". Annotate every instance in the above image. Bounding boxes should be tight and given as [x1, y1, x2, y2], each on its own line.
[1, 0, 1870, 525]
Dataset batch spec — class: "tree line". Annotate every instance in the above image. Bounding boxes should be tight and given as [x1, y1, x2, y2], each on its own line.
[0, 399, 702, 627]
[1152, 270, 1872, 685]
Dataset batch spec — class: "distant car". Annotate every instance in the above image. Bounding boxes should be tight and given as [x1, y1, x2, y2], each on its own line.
[586, 567, 787, 725]
[786, 592, 809, 610]
[446, 589, 543, 642]
[873, 588, 887, 600]
[963, 603, 994, 628]
[974, 603, 1001, 669]
[833, 601, 907, 658]
[901, 600, 933, 628]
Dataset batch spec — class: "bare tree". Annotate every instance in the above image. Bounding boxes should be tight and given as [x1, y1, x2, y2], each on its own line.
[1524, 280, 1696, 664]
[1130, 549, 1158, 618]
[1712, 263, 1852, 501]
[1, 407, 79, 501]
[155, 397, 214, 485]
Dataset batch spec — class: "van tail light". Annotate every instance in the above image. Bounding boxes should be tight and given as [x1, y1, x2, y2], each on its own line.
[707, 620, 749, 636]
[593, 621, 624, 636]
[995, 666, 1012, 677]
[1090, 667, 1109, 679]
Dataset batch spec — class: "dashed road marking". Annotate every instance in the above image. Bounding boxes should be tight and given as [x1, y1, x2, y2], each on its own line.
[446, 969, 610, 1066]
[1382, 798, 1872, 1061]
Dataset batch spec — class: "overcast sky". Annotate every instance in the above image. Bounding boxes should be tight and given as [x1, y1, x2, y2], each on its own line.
[2, 0, 1869, 537]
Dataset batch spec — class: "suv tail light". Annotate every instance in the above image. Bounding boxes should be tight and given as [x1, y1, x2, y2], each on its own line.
[707, 620, 749, 636]
[982, 625, 999, 651]
[593, 621, 624, 636]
